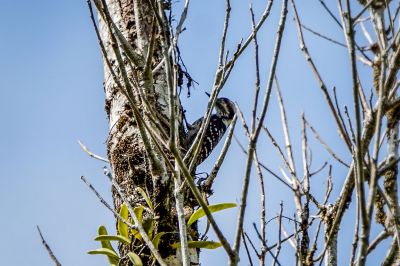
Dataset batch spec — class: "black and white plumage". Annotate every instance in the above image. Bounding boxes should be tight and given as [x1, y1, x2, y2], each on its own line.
[186, 97, 236, 166]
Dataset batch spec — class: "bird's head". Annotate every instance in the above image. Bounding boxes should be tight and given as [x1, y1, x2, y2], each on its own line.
[215, 97, 236, 122]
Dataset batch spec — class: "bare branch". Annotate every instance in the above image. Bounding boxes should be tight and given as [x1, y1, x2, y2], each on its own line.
[244, 231, 261, 257]
[336, 2, 369, 264]
[78, 140, 109, 163]
[203, 115, 237, 191]
[169, 147, 236, 259]
[233, 135, 294, 190]
[304, 118, 350, 168]
[273, 202, 284, 266]
[184, 0, 274, 170]
[218, 0, 231, 67]
[291, 0, 353, 151]
[353, 0, 375, 23]
[367, 230, 389, 255]
[301, 23, 347, 47]
[242, 231, 255, 266]
[81, 176, 136, 229]
[274, 75, 297, 176]
[317, 0, 342, 27]
[250, 4, 261, 133]
[37, 226, 62, 266]
[349, 200, 360, 265]
[232, 1, 288, 261]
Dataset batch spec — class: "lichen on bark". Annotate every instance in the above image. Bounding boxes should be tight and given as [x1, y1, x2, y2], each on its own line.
[97, 0, 198, 264]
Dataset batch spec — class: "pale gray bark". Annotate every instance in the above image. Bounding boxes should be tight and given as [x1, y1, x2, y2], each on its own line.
[97, 0, 197, 264]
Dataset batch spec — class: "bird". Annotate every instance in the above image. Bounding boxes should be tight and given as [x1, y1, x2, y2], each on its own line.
[186, 97, 236, 166]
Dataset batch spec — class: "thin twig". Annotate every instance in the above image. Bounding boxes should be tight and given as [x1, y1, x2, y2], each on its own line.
[332, 86, 352, 140]
[309, 218, 323, 264]
[316, 80, 389, 265]
[273, 202, 284, 266]
[184, 0, 274, 171]
[249, 224, 282, 265]
[300, 113, 310, 263]
[301, 23, 347, 47]
[232, 2, 288, 263]
[37, 226, 62, 266]
[317, 0, 372, 62]
[353, 0, 375, 22]
[304, 118, 350, 168]
[78, 140, 109, 163]
[366, 230, 389, 255]
[359, 21, 373, 45]
[215, 105, 287, 260]
[233, 135, 293, 190]
[226, 0, 274, 68]
[81, 175, 136, 229]
[203, 115, 237, 191]
[344, 106, 356, 144]
[291, 0, 353, 151]
[242, 231, 255, 266]
[336, 0, 377, 263]
[262, 125, 293, 174]
[322, 166, 333, 205]
[254, 149, 267, 264]
[337, 2, 369, 264]
[266, 233, 296, 252]
[394, 1, 400, 21]
[363, 47, 387, 266]
[349, 197, 360, 265]
[317, 0, 342, 27]
[218, 0, 231, 67]
[169, 147, 235, 258]
[244, 232, 261, 257]
[174, 0, 190, 37]
[250, 4, 261, 133]
[274, 75, 297, 176]
[281, 223, 298, 252]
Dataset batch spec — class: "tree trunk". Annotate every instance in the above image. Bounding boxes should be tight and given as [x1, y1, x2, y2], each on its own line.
[97, 0, 197, 264]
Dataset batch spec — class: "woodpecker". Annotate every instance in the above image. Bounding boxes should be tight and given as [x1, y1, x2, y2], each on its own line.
[186, 97, 236, 166]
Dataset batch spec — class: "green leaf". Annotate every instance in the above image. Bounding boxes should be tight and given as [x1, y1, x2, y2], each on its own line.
[171, 241, 222, 249]
[134, 205, 144, 225]
[151, 232, 166, 250]
[135, 187, 153, 211]
[95, 235, 130, 245]
[130, 218, 153, 242]
[98, 226, 116, 251]
[127, 252, 143, 266]
[87, 248, 120, 259]
[143, 219, 154, 240]
[131, 229, 142, 241]
[97, 225, 119, 265]
[130, 206, 146, 240]
[118, 203, 129, 239]
[187, 203, 237, 226]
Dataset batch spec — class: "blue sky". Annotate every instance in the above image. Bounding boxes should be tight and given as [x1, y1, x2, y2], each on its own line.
[0, 0, 390, 265]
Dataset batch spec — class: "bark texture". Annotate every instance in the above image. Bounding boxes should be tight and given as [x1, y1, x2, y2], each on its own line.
[98, 0, 197, 264]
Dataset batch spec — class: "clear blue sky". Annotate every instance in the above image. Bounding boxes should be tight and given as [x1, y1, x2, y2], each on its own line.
[0, 1, 389, 265]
